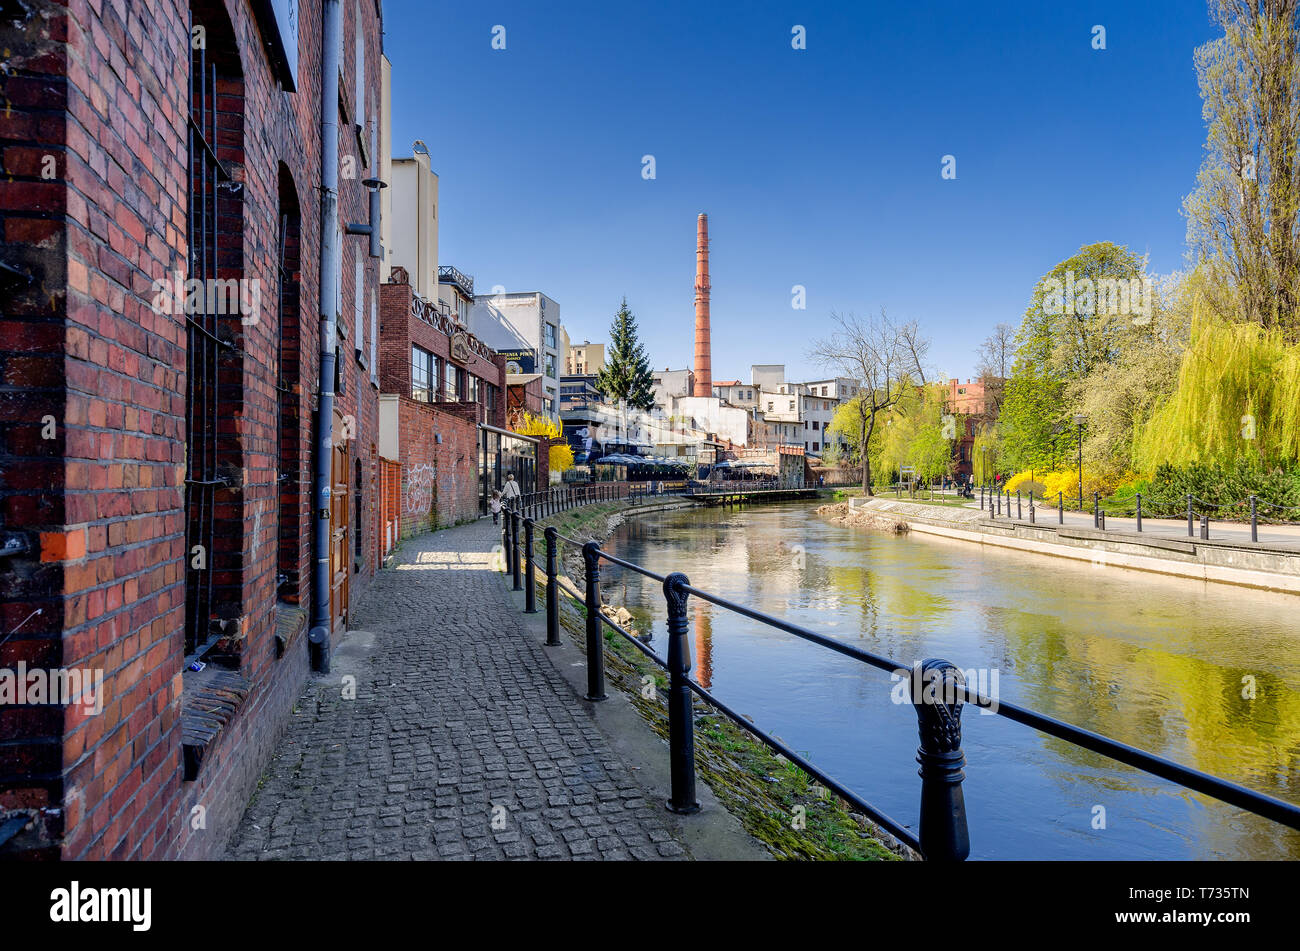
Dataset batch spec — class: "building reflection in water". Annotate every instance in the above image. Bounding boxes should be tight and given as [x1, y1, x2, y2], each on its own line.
[692, 597, 713, 688]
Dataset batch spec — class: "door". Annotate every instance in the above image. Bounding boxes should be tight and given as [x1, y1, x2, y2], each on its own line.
[330, 412, 350, 635]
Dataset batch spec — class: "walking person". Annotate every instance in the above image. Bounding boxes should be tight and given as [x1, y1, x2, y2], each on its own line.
[489, 489, 503, 525]
[502, 471, 521, 508]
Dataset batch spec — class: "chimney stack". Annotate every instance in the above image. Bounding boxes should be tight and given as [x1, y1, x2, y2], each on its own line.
[692, 213, 712, 397]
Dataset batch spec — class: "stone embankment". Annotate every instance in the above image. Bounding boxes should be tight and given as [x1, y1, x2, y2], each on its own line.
[837, 497, 1300, 594]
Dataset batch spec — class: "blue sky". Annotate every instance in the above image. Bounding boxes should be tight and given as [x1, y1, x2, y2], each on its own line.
[384, 0, 1218, 383]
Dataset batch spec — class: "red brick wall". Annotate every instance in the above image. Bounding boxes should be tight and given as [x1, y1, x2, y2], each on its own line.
[0, 0, 385, 861]
[395, 397, 481, 535]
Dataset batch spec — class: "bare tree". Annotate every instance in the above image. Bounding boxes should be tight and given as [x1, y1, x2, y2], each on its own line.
[1184, 0, 1300, 333]
[809, 309, 918, 495]
[975, 322, 1015, 414]
[898, 318, 932, 386]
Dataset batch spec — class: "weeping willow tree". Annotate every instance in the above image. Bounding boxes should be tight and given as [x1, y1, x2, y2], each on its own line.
[1136, 306, 1300, 470]
[876, 383, 954, 484]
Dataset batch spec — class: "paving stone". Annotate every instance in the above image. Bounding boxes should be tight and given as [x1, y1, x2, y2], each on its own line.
[225, 519, 689, 861]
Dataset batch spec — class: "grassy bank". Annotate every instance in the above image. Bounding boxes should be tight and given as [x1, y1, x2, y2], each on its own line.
[527, 498, 905, 861]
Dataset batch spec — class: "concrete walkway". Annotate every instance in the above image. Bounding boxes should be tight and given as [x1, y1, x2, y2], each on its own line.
[225, 519, 696, 860]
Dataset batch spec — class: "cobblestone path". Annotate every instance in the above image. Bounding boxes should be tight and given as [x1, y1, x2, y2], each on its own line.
[226, 519, 689, 860]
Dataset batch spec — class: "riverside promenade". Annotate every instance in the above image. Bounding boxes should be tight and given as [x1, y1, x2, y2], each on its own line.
[225, 518, 761, 861]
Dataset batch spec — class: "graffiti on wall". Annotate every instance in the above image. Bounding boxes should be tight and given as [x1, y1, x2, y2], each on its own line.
[403, 462, 436, 523]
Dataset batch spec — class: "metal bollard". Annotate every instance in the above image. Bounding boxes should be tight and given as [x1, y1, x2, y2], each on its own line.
[1058, 491, 1063, 524]
[1017, 491, 1022, 520]
[996, 491, 1001, 516]
[1187, 494, 1194, 538]
[582, 541, 606, 701]
[544, 527, 559, 645]
[909, 658, 971, 861]
[979, 483, 984, 509]
[511, 511, 522, 591]
[1099, 511, 1106, 530]
[1029, 490, 1035, 524]
[1200, 514, 1209, 540]
[1136, 492, 1142, 532]
[1093, 492, 1099, 528]
[663, 572, 700, 814]
[523, 518, 537, 613]
[1250, 495, 1258, 543]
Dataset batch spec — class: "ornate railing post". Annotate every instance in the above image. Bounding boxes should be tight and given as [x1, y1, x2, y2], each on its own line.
[1250, 495, 1258, 543]
[582, 541, 606, 701]
[663, 572, 700, 814]
[1028, 490, 1035, 524]
[511, 509, 522, 591]
[1016, 490, 1022, 520]
[523, 518, 537, 613]
[1135, 492, 1143, 532]
[1187, 494, 1194, 538]
[544, 527, 559, 646]
[909, 658, 970, 861]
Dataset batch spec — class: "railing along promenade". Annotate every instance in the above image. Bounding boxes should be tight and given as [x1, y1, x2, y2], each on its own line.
[499, 485, 1300, 860]
[974, 482, 1300, 542]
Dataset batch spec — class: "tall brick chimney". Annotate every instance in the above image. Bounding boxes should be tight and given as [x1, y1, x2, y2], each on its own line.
[692, 212, 712, 397]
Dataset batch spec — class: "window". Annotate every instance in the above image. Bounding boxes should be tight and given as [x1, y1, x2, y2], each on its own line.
[185, 0, 243, 658]
[788, 400, 795, 412]
[813, 442, 820, 452]
[767, 401, 773, 412]
[545, 354, 557, 378]
[821, 386, 828, 396]
[444, 360, 459, 401]
[276, 166, 302, 603]
[412, 345, 433, 402]
[369, 290, 377, 384]
[544, 323, 557, 349]
[813, 420, 819, 430]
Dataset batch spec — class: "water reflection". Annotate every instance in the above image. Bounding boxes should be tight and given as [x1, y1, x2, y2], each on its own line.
[601, 502, 1300, 860]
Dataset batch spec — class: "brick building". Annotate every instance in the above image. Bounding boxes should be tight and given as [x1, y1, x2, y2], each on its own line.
[378, 274, 506, 532]
[0, 0, 385, 859]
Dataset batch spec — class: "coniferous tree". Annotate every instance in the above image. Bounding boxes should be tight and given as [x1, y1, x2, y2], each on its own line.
[596, 298, 656, 410]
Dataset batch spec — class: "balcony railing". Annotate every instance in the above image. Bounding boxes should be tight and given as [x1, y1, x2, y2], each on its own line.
[438, 264, 474, 299]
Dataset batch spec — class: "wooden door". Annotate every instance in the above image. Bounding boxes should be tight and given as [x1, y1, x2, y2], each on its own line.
[330, 413, 350, 634]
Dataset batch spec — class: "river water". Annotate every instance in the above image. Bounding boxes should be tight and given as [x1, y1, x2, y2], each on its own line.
[599, 501, 1300, 860]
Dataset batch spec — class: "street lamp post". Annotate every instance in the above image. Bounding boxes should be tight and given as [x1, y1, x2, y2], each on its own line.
[1072, 414, 1087, 510]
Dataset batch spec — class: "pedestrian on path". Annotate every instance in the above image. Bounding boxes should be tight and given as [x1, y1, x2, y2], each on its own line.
[489, 490, 503, 524]
[502, 472, 521, 506]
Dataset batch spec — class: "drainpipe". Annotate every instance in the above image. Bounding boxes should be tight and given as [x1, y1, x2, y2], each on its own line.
[310, 0, 342, 673]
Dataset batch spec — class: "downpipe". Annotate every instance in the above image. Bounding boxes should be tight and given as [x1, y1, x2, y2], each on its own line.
[310, 0, 342, 673]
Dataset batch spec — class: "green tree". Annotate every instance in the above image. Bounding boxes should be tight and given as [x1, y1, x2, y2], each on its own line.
[596, 298, 656, 410]
[999, 243, 1151, 472]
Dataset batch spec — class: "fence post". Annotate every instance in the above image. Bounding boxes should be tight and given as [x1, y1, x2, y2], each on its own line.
[909, 658, 970, 861]
[996, 490, 1001, 516]
[1187, 494, 1194, 538]
[501, 509, 511, 574]
[511, 510, 522, 591]
[1029, 490, 1035, 524]
[523, 518, 537, 613]
[1092, 491, 1099, 529]
[663, 572, 700, 814]
[1099, 511, 1106, 531]
[979, 483, 984, 510]
[1200, 514, 1209, 540]
[544, 527, 560, 645]
[1250, 495, 1258, 543]
[1016, 490, 1022, 520]
[1136, 492, 1143, 532]
[1058, 491, 1063, 524]
[582, 541, 606, 701]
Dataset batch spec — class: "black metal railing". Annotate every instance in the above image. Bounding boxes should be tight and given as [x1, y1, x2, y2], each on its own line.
[500, 498, 1300, 860]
